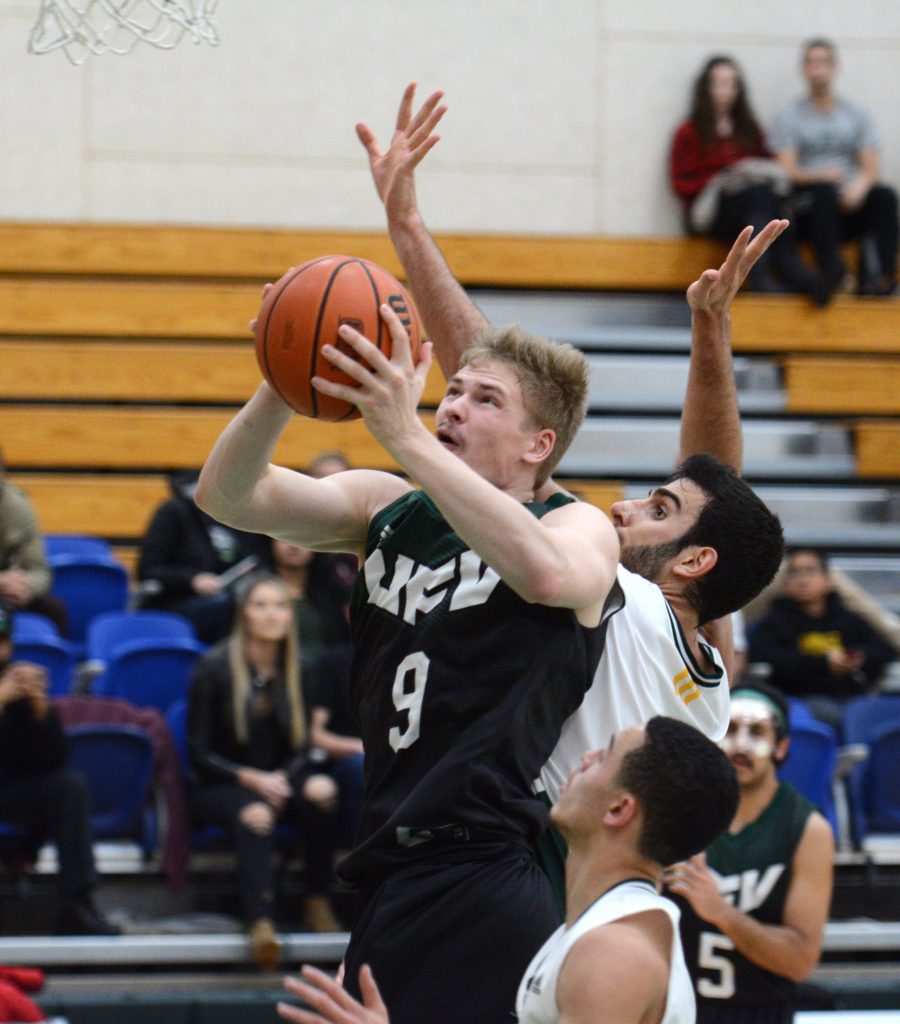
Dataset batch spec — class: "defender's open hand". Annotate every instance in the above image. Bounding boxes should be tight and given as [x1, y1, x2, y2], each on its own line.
[688, 220, 789, 315]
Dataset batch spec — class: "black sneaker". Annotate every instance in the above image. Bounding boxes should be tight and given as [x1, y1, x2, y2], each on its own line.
[57, 900, 121, 936]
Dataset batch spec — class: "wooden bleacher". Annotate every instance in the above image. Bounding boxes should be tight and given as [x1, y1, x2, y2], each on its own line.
[1, 222, 897, 572]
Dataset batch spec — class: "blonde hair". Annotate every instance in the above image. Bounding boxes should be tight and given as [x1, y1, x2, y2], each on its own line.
[459, 324, 590, 486]
[227, 573, 305, 748]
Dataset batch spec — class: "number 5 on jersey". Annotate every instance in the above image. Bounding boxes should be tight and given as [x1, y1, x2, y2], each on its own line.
[698, 931, 736, 999]
[389, 652, 431, 751]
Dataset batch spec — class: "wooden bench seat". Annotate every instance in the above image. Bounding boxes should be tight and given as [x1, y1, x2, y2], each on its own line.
[2, 278, 897, 353]
[0, 339, 448, 406]
[855, 421, 900, 478]
[730, 295, 900, 354]
[9, 473, 170, 536]
[0, 404, 425, 471]
[0, 222, 728, 290]
[784, 357, 900, 415]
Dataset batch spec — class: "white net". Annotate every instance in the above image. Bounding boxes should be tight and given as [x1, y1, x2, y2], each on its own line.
[28, 0, 219, 64]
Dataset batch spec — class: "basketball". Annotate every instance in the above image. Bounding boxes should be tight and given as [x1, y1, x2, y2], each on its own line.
[254, 255, 422, 421]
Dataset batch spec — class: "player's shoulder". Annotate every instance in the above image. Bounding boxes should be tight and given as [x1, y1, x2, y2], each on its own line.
[330, 468, 413, 517]
[560, 914, 670, 1014]
[798, 807, 835, 854]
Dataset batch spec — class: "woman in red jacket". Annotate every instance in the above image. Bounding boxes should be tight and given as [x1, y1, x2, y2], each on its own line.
[671, 56, 823, 301]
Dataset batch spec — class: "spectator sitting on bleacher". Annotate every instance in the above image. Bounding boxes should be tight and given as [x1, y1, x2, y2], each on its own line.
[0, 605, 119, 936]
[665, 681, 834, 1024]
[186, 573, 343, 971]
[670, 56, 821, 301]
[271, 540, 350, 659]
[0, 449, 68, 636]
[137, 470, 271, 644]
[771, 38, 899, 299]
[747, 549, 896, 731]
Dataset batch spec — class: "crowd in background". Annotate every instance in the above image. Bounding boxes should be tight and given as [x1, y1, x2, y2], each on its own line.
[670, 38, 898, 304]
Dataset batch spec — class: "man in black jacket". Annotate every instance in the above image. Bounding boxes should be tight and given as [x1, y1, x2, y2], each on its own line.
[0, 605, 118, 934]
[138, 470, 271, 643]
[748, 549, 896, 730]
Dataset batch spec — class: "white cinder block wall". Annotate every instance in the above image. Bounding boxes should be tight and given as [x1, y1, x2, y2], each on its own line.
[1, 0, 898, 236]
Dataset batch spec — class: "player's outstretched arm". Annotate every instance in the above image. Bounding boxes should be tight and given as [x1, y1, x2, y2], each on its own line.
[195, 381, 407, 556]
[278, 965, 389, 1024]
[316, 307, 619, 617]
[357, 82, 488, 378]
[679, 220, 789, 473]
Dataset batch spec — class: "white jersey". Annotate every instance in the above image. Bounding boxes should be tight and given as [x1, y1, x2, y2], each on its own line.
[542, 565, 729, 803]
[516, 879, 695, 1024]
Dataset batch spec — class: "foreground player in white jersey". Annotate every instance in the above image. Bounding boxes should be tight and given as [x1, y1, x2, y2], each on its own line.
[355, 86, 785, 782]
[277, 717, 739, 1024]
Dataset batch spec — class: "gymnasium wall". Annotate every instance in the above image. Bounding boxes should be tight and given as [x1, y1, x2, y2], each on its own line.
[1, 0, 899, 237]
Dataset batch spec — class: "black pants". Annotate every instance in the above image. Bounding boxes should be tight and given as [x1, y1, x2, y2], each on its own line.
[711, 185, 818, 294]
[0, 770, 96, 903]
[793, 182, 899, 285]
[191, 778, 339, 922]
[343, 842, 560, 1024]
[24, 595, 69, 637]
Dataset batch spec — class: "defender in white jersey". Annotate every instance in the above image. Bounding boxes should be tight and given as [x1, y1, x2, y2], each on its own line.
[517, 880, 693, 1024]
[279, 718, 739, 1024]
[542, 563, 730, 804]
[352, 85, 786, 779]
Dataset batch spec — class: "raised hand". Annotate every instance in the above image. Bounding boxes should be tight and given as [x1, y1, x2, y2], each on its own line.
[663, 852, 729, 926]
[356, 82, 447, 225]
[278, 964, 389, 1024]
[687, 220, 789, 315]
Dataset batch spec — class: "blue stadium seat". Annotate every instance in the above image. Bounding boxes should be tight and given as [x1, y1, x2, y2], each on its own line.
[44, 534, 112, 560]
[87, 610, 197, 664]
[93, 637, 205, 715]
[867, 722, 900, 833]
[10, 611, 60, 641]
[842, 695, 900, 840]
[10, 636, 76, 697]
[48, 556, 130, 651]
[778, 719, 838, 833]
[65, 724, 156, 854]
[787, 697, 816, 726]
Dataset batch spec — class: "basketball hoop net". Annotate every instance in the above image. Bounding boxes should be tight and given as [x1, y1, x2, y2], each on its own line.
[28, 0, 219, 64]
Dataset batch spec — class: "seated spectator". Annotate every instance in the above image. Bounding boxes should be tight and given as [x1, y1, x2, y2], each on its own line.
[771, 38, 898, 298]
[137, 470, 271, 644]
[186, 573, 343, 970]
[665, 682, 834, 1024]
[306, 641, 364, 848]
[747, 549, 896, 730]
[670, 56, 821, 300]
[0, 450, 68, 636]
[0, 606, 118, 935]
[271, 540, 350, 658]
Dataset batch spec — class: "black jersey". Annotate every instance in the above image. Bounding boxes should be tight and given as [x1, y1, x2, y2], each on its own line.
[337, 488, 617, 885]
[675, 782, 816, 1010]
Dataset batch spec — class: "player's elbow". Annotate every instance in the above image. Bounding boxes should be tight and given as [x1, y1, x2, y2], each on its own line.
[519, 565, 569, 606]
[782, 946, 822, 982]
[193, 474, 223, 519]
[194, 473, 245, 529]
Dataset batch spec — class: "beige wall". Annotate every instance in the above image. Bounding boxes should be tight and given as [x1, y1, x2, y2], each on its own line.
[1, 0, 898, 236]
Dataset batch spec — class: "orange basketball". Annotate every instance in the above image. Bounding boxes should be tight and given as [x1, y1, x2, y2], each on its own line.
[254, 255, 421, 421]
